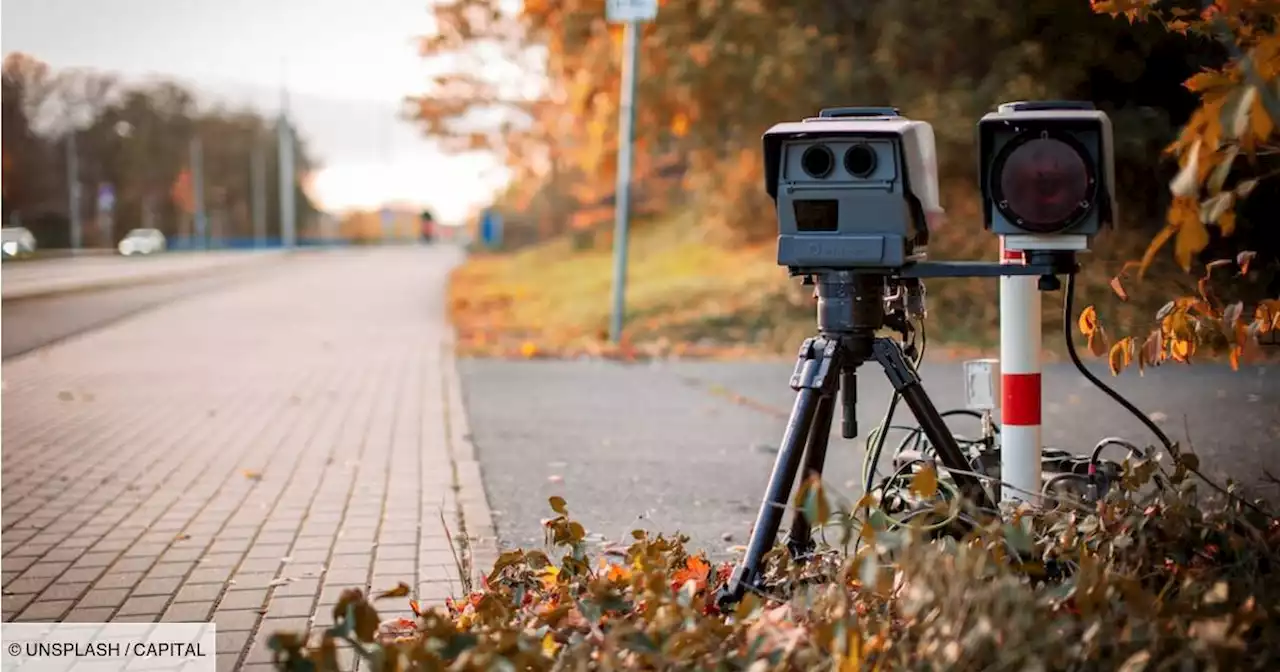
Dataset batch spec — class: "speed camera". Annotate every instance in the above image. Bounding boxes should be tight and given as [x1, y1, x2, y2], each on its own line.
[978, 101, 1115, 253]
[764, 107, 942, 272]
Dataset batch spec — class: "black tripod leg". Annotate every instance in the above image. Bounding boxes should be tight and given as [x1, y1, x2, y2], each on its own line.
[871, 339, 994, 510]
[784, 392, 834, 559]
[719, 391, 825, 609]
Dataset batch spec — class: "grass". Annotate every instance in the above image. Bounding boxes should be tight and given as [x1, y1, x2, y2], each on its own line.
[447, 205, 1254, 365]
[449, 211, 813, 360]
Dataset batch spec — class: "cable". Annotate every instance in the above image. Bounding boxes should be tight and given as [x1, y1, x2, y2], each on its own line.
[1063, 273, 1270, 517]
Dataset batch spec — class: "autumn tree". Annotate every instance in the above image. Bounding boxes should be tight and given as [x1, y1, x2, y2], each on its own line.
[2, 53, 321, 248]
[1081, 1, 1280, 374]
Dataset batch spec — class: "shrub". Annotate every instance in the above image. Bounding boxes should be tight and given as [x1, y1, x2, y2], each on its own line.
[268, 457, 1279, 670]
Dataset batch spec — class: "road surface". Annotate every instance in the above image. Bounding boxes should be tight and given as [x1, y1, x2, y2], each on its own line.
[460, 352, 1280, 559]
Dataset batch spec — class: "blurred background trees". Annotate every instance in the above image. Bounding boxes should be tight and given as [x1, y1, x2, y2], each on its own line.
[1, 52, 321, 249]
[413, 0, 1280, 355]
[408, 0, 1227, 246]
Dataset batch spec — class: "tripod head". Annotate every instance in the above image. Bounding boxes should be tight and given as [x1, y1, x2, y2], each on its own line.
[805, 271, 925, 363]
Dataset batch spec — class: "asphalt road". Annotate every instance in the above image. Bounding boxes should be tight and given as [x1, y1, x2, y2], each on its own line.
[460, 357, 1280, 559]
[1, 261, 289, 359]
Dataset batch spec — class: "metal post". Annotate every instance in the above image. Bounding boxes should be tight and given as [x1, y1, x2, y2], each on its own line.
[278, 115, 297, 249]
[251, 142, 267, 248]
[191, 136, 207, 250]
[67, 133, 82, 251]
[608, 18, 640, 344]
[999, 238, 1043, 504]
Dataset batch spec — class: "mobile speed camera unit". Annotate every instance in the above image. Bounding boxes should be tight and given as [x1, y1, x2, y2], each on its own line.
[719, 102, 1122, 608]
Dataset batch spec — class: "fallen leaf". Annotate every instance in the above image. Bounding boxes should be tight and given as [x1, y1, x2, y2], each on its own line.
[243, 470, 263, 481]
[671, 555, 711, 594]
[520, 341, 539, 359]
[375, 582, 412, 600]
[57, 391, 74, 402]
[910, 464, 939, 499]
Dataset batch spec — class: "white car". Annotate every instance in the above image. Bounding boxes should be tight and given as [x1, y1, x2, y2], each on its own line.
[1, 226, 37, 259]
[118, 228, 167, 256]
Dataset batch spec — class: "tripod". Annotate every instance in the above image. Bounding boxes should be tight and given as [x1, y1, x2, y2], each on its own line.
[718, 271, 995, 606]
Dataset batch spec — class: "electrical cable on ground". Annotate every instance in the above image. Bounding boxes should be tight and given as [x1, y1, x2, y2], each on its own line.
[1062, 273, 1270, 518]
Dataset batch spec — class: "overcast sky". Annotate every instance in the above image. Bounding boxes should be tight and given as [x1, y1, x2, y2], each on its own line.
[1, 0, 509, 222]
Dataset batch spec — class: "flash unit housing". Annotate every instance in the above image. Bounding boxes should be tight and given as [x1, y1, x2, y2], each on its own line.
[978, 101, 1115, 252]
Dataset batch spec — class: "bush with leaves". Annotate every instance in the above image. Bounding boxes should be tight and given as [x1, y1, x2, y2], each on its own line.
[268, 455, 1279, 670]
[1085, 1, 1280, 373]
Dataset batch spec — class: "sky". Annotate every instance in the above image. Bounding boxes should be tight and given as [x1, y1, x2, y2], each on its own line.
[0, 0, 511, 224]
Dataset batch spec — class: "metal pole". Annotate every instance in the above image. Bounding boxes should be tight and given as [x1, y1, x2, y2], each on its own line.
[251, 142, 267, 248]
[191, 136, 207, 250]
[999, 238, 1043, 505]
[278, 115, 297, 249]
[67, 133, 82, 250]
[608, 18, 640, 344]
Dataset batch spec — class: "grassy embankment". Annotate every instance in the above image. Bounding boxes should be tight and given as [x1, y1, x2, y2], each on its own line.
[448, 206, 1189, 362]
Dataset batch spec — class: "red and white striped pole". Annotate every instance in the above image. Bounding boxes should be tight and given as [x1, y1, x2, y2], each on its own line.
[999, 238, 1042, 505]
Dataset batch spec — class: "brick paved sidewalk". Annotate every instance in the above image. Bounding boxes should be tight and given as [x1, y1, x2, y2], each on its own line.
[1, 246, 498, 670]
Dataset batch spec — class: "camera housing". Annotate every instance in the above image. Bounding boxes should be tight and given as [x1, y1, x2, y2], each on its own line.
[978, 101, 1115, 253]
[765, 107, 942, 271]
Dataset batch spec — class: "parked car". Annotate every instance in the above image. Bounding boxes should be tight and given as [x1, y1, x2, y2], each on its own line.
[1, 226, 37, 259]
[118, 228, 166, 256]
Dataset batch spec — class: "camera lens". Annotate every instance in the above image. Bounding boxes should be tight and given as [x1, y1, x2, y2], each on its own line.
[997, 137, 1092, 231]
[844, 144, 877, 177]
[800, 145, 835, 178]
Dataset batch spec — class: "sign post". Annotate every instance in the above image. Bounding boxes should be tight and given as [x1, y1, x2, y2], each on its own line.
[605, 0, 657, 344]
[96, 183, 116, 248]
[380, 207, 394, 242]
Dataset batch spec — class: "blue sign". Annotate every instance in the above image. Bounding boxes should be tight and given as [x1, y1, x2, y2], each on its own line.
[97, 184, 116, 214]
[479, 209, 503, 248]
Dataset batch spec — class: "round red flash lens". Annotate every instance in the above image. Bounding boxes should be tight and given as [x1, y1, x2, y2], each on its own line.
[998, 138, 1091, 229]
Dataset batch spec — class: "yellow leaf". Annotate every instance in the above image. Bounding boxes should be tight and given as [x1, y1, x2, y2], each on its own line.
[542, 632, 561, 657]
[520, 341, 539, 359]
[1139, 224, 1177, 278]
[909, 464, 938, 499]
[375, 582, 411, 600]
[1171, 338, 1193, 363]
[1169, 139, 1202, 196]
[1108, 338, 1133, 376]
[1218, 208, 1237, 236]
[1078, 305, 1099, 337]
[1250, 93, 1275, 143]
[1174, 217, 1210, 272]
[539, 566, 560, 591]
[670, 112, 689, 138]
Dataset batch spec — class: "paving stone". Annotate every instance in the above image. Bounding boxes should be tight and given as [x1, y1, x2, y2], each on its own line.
[1, 249, 495, 626]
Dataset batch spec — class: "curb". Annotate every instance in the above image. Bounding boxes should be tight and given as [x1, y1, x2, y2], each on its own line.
[442, 327, 502, 587]
[1, 252, 294, 303]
